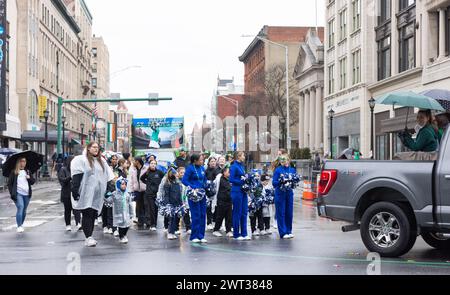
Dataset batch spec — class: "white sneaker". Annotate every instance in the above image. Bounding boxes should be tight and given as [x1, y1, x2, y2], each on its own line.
[103, 227, 109, 234]
[168, 234, 177, 240]
[113, 230, 119, 237]
[17, 227, 24, 233]
[191, 239, 201, 243]
[213, 231, 223, 237]
[65, 226, 72, 232]
[253, 230, 260, 236]
[260, 230, 267, 235]
[95, 219, 99, 226]
[265, 229, 272, 235]
[226, 232, 234, 238]
[282, 235, 291, 240]
[150, 227, 157, 231]
[273, 225, 278, 229]
[288, 234, 295, 239]
[186, 230, 192, 235]
[207, 224, 214, 231]
[108, 228, 113, 234]
[200, 239, 208, 243]
[243, 236, 252, 241]
[175, 230, 181, 235]
[120, 237, 129, 244]
[235, 236, 245, 241]
[76, 224, 82, 231]
[163, 229, 168, 233]
[85, 237, 97, 247]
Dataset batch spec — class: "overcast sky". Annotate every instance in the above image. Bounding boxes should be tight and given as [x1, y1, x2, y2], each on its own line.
[86, 0, 325, 132]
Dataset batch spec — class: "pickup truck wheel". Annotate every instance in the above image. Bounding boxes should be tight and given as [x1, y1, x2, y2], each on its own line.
[422, 232, 450, 250]
[361, 202, 416, 257]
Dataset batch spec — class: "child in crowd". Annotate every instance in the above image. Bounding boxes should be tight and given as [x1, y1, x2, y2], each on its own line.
[177, 167, 191, 234]
[249, 173, 265, 236]
[159, 167, 184, 240]
[261, 174, 274, 235]
[106, 178, 133, 244]
[212, 166, 233, 238]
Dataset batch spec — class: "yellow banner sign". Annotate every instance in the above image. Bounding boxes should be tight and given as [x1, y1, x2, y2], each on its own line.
[38, 96, 47, 118]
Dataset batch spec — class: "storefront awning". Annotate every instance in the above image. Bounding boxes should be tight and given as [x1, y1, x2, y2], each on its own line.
[21, 131, 72, 143]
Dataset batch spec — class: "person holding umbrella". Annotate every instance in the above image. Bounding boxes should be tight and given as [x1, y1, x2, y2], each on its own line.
[71, 142, 115, 247]
[7, 157, 36, 233]
[398, 110, 439, 152]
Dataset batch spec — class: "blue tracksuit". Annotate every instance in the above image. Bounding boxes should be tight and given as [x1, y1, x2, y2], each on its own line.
[229, 161, 248, 238]
[182, 164, 206, 241]
[272, 165, 296, 239]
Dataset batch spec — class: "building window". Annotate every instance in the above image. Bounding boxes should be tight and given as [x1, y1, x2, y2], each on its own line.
[92, 48, 97, 58]
[376, 134, 390, 160]
[328, 19, 335, 48]
[92, 78, 97, 88]
[352, 0, 361, 31]
[339, 57, 347, 90]
[378, 36, 391, 80]
[92, 63, 97, 73]
[352, 50, 361, 85]
[446, 6, 450, 56]
[379, 0, 391, 24]
[328, 64, 335, 94]
[399, 22, 416, 72]
[29, 91, 39, 125]
[399, 0, 415, 11]
[339, 9, 347, 41]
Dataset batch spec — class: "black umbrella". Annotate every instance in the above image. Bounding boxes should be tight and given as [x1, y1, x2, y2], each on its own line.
[2, 151, 44, 177]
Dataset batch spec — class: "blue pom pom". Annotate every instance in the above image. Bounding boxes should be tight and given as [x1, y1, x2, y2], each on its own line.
[186, 187, 206, 203]
[278, 173, 301, 192]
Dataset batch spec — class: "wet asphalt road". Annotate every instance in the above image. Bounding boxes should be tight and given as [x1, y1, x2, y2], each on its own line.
[1, 185, 450, 275]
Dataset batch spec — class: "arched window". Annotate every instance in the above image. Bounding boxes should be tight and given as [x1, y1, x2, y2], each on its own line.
[29, 90, 39, 125]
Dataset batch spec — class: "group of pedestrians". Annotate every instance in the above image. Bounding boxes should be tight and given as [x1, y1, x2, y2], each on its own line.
[7, 141, 300, 247]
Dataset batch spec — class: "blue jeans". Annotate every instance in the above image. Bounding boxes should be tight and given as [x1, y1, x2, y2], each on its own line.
[15, 194, 31, 227]
[231, 189, 248, 238]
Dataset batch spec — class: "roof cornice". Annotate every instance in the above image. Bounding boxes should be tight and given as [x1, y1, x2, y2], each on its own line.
[51, 0, 81, 34]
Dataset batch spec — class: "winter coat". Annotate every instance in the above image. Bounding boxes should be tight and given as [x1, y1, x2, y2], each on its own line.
[128, 165, 148, 193]
[58, 166, 72, 202]
[106, 187, 133, 228]
[216, 175, 231, 204]
[8, 170, 35, 202]
[141, 168, 165, 198]
[229, 161, 246, 192]
[205, 167, 220, 181]
[402, 124, 439, 152]
[182, 164, 206, 189]
[162, 179, 183, 207]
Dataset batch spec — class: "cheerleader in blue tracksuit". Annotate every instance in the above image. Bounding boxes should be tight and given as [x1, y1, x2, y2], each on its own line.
[229, 152, 251, 241]
[182, 154, 207, 243]
[272, 155, 296, 240]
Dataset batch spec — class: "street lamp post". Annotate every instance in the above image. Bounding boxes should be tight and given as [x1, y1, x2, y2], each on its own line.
[80, 123, 85, 146]
[42, 109, 50, 178]
[280, 117, 287, 149]
[61, 116, 66, 158]
[328, 109, 335, 159]
[368, 97, 376, 159]
[88, 130, 92, 143]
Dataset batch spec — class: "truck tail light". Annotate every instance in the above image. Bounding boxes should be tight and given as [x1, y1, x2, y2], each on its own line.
[318, 170, 338, 196]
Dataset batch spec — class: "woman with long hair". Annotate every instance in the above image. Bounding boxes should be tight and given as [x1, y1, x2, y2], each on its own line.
[71, 142, 115, 247]
[272, 154, 297, 239]
[58, 156, 81, 231]
[8, 157, 36, 233]
[182, 153, 207, 243]
[229, 151, 251, 241]
[399, 109, 439, 152]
